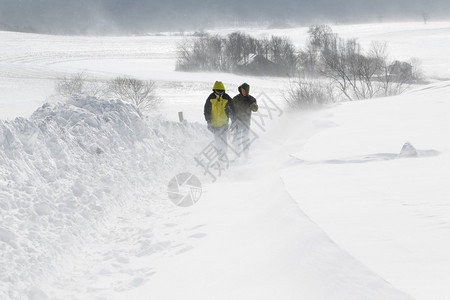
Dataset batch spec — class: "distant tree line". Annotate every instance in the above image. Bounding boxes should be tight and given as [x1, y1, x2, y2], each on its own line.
[177, 26, 422, 105]
[291, 24, 421, 104]
[176, 32, 297, 76]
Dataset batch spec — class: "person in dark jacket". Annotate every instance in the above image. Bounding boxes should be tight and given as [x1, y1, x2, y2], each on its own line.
[204, 81, 235, 154]
[232, 82, 258, 157]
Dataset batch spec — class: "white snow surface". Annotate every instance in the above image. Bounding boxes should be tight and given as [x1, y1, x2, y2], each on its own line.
[0, 97, 210, 299]
[1, 22, 450, 300]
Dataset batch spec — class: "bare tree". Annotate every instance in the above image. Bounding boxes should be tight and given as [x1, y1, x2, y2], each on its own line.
[278, 37, 298, 76]
[298, 44, 321, 76]
[176, 40, 194, 71]
[285, 75, 335, 108]
[319, 33, 416, 100]
[409, 57, 424, 81]
[108, 77, 160, 112]
[205, 35, 225, 70]
[56, 71, 105, 98]
[320, 36, 355, 101]
[308, 24, 334, 51]
[225, 32, 248, 66]
[56, 72, 87, 97]
[224, 31, 263, 68]
[297, 26, 337, 78]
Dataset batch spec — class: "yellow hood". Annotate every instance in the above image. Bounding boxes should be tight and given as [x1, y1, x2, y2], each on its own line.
[212, 81, 225, 91]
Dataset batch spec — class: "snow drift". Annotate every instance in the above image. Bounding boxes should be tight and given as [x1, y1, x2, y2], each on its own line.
[0, 97, 209, 298]
[121, 178, 412, 300]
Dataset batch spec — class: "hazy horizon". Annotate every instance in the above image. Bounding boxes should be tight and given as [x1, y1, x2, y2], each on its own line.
[1, 0, 449, 34]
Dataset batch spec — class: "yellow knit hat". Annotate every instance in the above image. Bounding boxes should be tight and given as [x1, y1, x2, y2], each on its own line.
[212, 81, 225, 91]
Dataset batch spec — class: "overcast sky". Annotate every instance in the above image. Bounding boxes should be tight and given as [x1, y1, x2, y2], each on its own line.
[1, 0, 449, 34]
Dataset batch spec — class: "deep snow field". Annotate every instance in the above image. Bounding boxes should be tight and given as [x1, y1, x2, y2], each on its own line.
[1, 22, 450, 300]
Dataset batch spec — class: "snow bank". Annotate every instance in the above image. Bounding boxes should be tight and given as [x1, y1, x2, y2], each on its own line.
[0, 97, 209, 299]
[118, 178, 412, 300]
[282, 81, 450, 299]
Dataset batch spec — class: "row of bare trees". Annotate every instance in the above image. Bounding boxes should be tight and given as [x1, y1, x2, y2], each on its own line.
[285, 25, 422, 107]
[177, 26, 422, 107]
[303, 25, 420, 100]
[176, 32, 297, 75]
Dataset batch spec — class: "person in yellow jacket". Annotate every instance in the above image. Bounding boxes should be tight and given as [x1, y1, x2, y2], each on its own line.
[204, 81, 235, 154]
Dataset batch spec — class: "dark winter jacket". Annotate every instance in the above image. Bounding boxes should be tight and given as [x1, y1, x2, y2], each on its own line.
[233, 83, 258, 125]
[204, 92, 235, 127]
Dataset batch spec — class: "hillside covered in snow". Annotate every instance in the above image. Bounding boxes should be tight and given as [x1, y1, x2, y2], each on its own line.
[1, 22, 450, 299]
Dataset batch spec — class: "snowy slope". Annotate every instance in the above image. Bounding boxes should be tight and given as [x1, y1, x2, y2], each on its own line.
[113, 178, 412, 300]
[0, 97, 211, 299]
[1, 22, 450, 300]
[281, 82, 450, 299]
[108, 81, 450, 300]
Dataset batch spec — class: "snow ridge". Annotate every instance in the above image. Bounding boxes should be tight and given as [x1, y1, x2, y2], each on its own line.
[0, 97, 208, 299]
